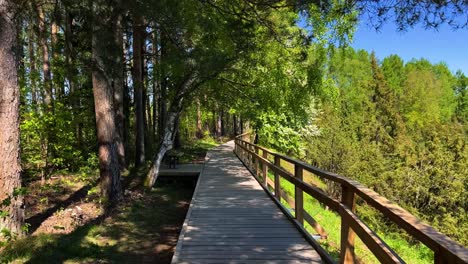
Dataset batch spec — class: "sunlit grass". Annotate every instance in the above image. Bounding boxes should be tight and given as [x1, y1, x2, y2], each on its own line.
[259, 165, 433, 264]
[0, 182, 195, 264]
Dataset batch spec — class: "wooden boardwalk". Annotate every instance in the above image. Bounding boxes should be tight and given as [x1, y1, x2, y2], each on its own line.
[171, 141, 322, 264]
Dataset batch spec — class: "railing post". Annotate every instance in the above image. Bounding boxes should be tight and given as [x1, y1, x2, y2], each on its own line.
[243, 142, 249, 162]
[249, 144, 254, 168]
[241, 141, 245, 161]
[254, 146, 259, 176]
[245, 143, 252, 168]
[250, 145, 256, 165]
[262, 150, 268, 185]
[235, 139, 237, 154]
[340, 184, 357, 264]
[434, 249, 451, 264]
[294, 164, 304, 225]
[274, 156, 281, 200]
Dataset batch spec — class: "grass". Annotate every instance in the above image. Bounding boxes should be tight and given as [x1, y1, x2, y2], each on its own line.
[1, 179, 196, 264]
[179, 136, 220, 163]
[257, 158, 433, 264]
[1, 136, 221, 264]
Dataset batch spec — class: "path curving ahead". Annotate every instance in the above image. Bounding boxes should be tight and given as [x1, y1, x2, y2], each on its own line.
[171, 141, 322, 264]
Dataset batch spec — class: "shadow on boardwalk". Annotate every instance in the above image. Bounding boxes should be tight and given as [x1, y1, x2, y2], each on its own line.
[172, 141, 322, 264]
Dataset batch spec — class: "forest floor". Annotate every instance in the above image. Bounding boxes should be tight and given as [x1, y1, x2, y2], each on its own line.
[1, 138, 219, 264]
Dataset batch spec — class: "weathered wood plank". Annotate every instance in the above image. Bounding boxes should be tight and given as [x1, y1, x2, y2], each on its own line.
[177, 260, 322, 264]
[171, 141, 321, 264]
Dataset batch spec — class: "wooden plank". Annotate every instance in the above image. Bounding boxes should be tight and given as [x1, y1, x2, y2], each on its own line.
[180, 245, 312, 250]
[262, 150, 268, 185]
[339, 205, 404, 264]
[303, 210, 328, 239]
[295, 164, 304, 225]
[172, 141, 322, 264]
[352, 184, 468, 262]
[177, 260, 321, 264]
[177, 254, 317, 260]
[274, 156, 281, 200]
[340, 184, 357, 263]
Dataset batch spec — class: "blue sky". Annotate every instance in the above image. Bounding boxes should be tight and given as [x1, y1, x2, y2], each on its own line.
[351, 21, 468, 74]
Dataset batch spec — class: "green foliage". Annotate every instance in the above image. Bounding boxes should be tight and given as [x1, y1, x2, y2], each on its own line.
[21, 99, 97, 178]
[257, 110, 319, 157]
[454, 71, 468, 122]
[255, 45, 467, 251]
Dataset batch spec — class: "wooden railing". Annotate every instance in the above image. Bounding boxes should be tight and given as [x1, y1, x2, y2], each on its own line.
[234, 133, 468, 264]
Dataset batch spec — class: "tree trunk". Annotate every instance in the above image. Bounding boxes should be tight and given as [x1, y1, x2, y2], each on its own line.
[123, 29, 131, 166]
[158, 31, 167, 142]
[152, 25, 159, 144]
[91, 2, 122, 203]
[0, 0, 25, 236]
[143, 44, 151, 156]
[233, 115, 238, 136]
[36, 2, 53, 109]
[133, 13, 145, 167]
[220, 111, 225, 136]
[28, 20, 38, 111]
[196, 98, 203, 138]
[145, 72, 198, 188]
[113, 13, 126, 170]
[51, 19, 63, 98]
[145, 111, 178, 188]
[65, 10, 83, 148]
[35, 1, 53, 179]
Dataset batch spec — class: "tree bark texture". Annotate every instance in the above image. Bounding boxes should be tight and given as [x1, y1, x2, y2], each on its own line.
[35, 1, 54, 177]
[145, 72, 198, 188]
[0, 0, 25, 236]
[92, 2, 122, 202]
[158, 31, 167, 142]
[123, 30, 131, 166]
[65, 10, 83, 148]
[152, 24, 159, 143]
[133, 13, 145, 167]
[51, 19, 63, 98]
[35, 2, 53, 109]
[28, 21, 38, 110]
[113, 13, 126, 170]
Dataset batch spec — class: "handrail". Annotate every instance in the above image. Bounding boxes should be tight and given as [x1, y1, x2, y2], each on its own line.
[234, 134, 468, 264]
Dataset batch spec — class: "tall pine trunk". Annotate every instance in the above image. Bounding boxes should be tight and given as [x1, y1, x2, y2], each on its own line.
[113, 13, 126, 170]
[36, 2, 53, 109]
[35, 1, 53, 181]
[65, 10, 83, 148]
[92, 1, 122, 202]
[51, 19, 63, 99]
[133, 13, 145, 167]
[28, 21, 38, 111]
[123, 29, 131, 166]
[0, 0, 25, 236]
